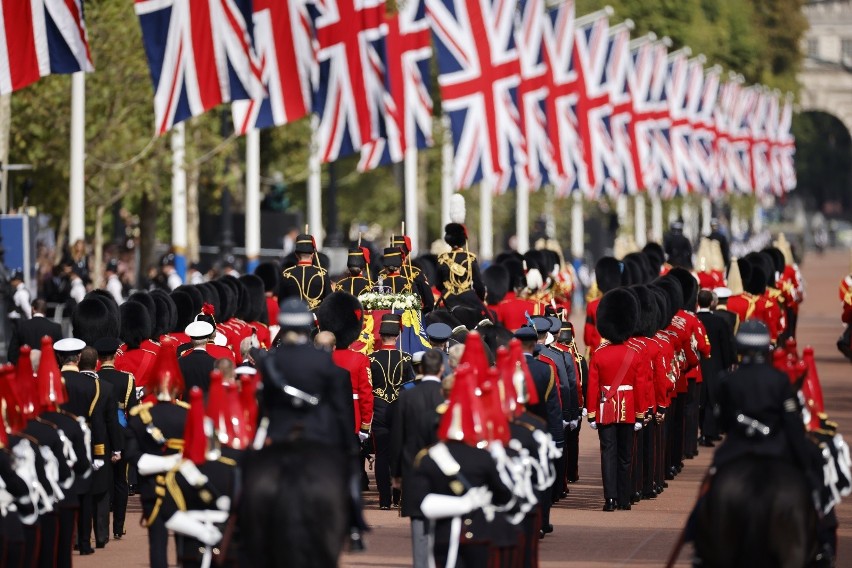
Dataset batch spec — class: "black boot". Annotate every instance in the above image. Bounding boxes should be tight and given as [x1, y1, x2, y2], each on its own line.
[602, 499, 616, 512]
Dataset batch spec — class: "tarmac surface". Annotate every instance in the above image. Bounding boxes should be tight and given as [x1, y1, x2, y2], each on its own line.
[78, 247, 852, 567]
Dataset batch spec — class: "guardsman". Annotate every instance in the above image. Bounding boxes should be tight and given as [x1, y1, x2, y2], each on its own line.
[335, 248, 374, 297]
[554, 320, 586, 487]
[408, 363, 513, 568]
[94, 337, 138, 542]
[116, 300, 158, 391]
[726, 258, 781, 345]
[437, 222, 488, 319]
[584, 257, 624, 354]
[254, 261, 282, 333]
[178, 321, 217, 398]
[774, 234, 803, 339]
[369, 313, 416, 510]
[56, 337, 110, 554]
[586, 289, 646, 511]
[493, 259, 548, 331]
[279, 233, 331, 310]
[126, 341, 190, 568]
[391, 235, 435, 314]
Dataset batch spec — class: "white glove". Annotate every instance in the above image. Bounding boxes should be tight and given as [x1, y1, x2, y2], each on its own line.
[562, 420, 570, 429]
[179, 460, 209, 487]
[488, 441, 506, 461]
[137, 453, 182, 476]
[358, 431, 370, 443]
[568, 420, 579, 431]
[634, 422, 643, 432]
[582, 408, 588, 417]
[420, 486, 493, 520]
[589, 421, 597, 430]
[92, 459, 105, 471]
[164, 511, 223, 546]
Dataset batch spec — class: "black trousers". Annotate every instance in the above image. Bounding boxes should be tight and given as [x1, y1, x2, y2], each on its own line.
[700, 376, 719, 440]
[434, 542, 490, 568]
[565, 421, 581, 483]
[669, 395, 685, 468]
[372, 401, 393, 508]
[147, 516, 170, 568]
[597, 423, 634, 506]
[684, 379, 700, 457]
[642, 421, 655, 494]
[37, 511, 58, 568]
[631, 428, 643, 496]
[94, 489, 111, 544]
[552, 436, 568, 503]
[656, 416, 667, 486]
[112, 459, 129, 536]
[57, 507, 77, 568]
[76, 491, 94, 551]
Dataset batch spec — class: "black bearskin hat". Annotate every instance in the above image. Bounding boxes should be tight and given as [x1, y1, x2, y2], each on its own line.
[624, 252, 654, 284]
[73, 297, 119, 345]
[595, 256, 623, 294]
[501, 258, 526, 290]
[150, 294, 172, 339]
[196, 283, 221, 317]
[239, 274, 267, 324]
[254, 261, 281, 293]
[747, 252, 775, 289]
[653, 277, 683, 322]
[210, 280, 235, 321]
[87, 290, 121, 330]
[620, 255, 644, 287]
[483, 264, 510, 304]
[221, 276, 249, 321]
[667, 267, 698, 311]
[171, 290, 195, 332]
[128, 291, 156, 318]
[743, 263, 767, 296]
[175, 285, 204, 315]
[650, 286, 671, 330]
[119, 300, 153, 350]
[642, 242, 665, 275]
[151, 289, 178, 334]
[631, 285, 660, 338]
[444, 223, 468, 248]
[596, 288, 639, 344]
[523, 250, 546, 274]
[316, 292, 364, 349]
[762, 247, 785, 276]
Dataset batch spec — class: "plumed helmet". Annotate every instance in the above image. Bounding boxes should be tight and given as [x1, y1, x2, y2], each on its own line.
[444, 223, 468, 248]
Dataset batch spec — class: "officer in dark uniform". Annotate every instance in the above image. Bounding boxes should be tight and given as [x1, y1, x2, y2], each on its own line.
[391, 235, 435, 314]
[334, 248, 373, 297]
[126, 344, 190, 568]
[437, 223, 487, 319]
[377, 247, 413, 294]
[94, 337, 138, 541]
[279, 234, 331, 310]
[369, 313, 416, 509]
[56, 337, 109, 555]
[663, 221, 693, 269]
[178, 321, 217, 398]
[425, 322, 453, 377]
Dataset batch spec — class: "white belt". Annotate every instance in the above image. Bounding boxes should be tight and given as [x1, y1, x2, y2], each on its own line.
[617, 385, 633, 391]
[353, 394, 359, 400]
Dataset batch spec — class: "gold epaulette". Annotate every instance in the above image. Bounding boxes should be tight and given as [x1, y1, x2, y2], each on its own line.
[130, 402, 154, 421]
[413, 447, 429, 468]
[175, 400, 190, 409]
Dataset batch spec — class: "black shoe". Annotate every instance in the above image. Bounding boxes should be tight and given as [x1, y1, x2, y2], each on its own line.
[677, 462, 684, 472]
[631, 492, 641, 504]
[699, 438, 715, 448]
[539, 530, 546, 539]
[113, 533, 123, 540]
[349, 531, 366, 552]
[542, 523, 554, 534]
[617, 503, 632, 511]
[96, 540, 107, 549]
[661, 481, 669, 488]
[642, 490, 658, 499]
[79, 547, 95, 556]
[128, 484, 137, 497]
[602, 499, 616, 512]
[665, 467, 676, 480]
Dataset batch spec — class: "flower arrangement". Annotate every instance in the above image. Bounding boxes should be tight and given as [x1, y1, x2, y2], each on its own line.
[358, 292, 422, 311]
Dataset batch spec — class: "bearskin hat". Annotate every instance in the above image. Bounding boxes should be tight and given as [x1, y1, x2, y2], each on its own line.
[72, 297, 119, 346]
[501, 258, 526, 290]
[631, 285, 660, 338]
[239, 274, 267, 324]
[316, 292, 364, 349]
[762, 247, 785, 276]
[624, 252, 654, 284]
[595, 256, 623, 294]
[539, 249, 561, 276]
[151, 289, 178, 334]
[150, 294, 172, 339]
[128, 292, 156, 319]
[254, 261, 281, 293]
[596, 288, 639, 344]
[743, 262, 767, 296]
[495, 251, 524, 265]
[650, 286, 671, 330]
[210, 280, 235, 321]
[119, 301, 152, 350]
[620, 255, 644, 286]
[196, 283, 221, 317]
[87, 289, 121, 329]
[483, 264, 510, 304]
[667, 267, 699, 310]
[221, 276, 249, 321]
[444, 223, 468, 248]
[653, 277, 683, 323]
[171, 290, 195, 332]
[749, 252, 775, 288]
[523, 250, 546, 275]
[175, 285, 204, 315]
[642, 242, 665, 275]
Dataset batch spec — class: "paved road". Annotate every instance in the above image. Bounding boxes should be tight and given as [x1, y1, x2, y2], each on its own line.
[79, 248, 852, 567]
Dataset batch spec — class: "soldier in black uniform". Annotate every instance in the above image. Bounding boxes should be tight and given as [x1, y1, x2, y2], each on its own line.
[334, 248, 373, 297]
[369, 313, 416, 509]
[391, 235, 435, 314]
[126, 345, 190, 568]
[437, 223, 488, 320]
[178, 321, 217, 397]
[279, 234, 331, 310]
[55, 337, 109, 556]
[94, 337, 138, 541]
[377, 247, 413, 293]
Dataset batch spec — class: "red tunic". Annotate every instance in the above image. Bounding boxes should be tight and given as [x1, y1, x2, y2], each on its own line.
[494, 291, 547, 331]
[115, 348, 157, 388]
[584, 297, 602, 353]
[265, 294, 280, 328]
[332, 348, 375, 433]
[586, 341, 645, 425]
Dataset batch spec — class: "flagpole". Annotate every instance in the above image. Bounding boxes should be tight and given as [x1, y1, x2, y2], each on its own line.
[246, 128, 261, 272]
[0, 93, 10, 214]
[516, 179, 530, 253]
[650, 189, 663, 243]
[308, 115, 323, 249]
[480, 179, 493, 261]
[571, 191, 583, 261]
[69, 72, 86, 244]
[441, 115, 453, 228]
[171, 122, 187, 281]
[635, 193, 647, 247]
[701, 195, 712, 237]
[404, 147, 419, 256]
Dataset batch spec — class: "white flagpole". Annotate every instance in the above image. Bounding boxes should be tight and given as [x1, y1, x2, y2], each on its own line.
[571, 191, 583, 261]
[308, 115, 323, 249]
[245, 128, 261, 272]
[650, 190, 663, 243]
[404, 147, 419, 256]
[516, 179, 530, 253]
[701, 195, 712, 237]
[0, 93, 9, 214]
[480, 179, 493, 261]
[635, 193, 647, 247]
[69, 72, 86, 243]
[171, 122, 187, 280]
[441, 116, 453, 228]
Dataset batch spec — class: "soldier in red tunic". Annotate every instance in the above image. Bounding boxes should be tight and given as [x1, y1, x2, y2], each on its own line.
[584, 257, 624, 355]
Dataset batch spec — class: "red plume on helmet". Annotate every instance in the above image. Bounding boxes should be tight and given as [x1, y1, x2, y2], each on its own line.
[239, 373, 259, 442]
[0, 363, 25, 433]
[224, 382, 248, 449]
[360, 246, 371, 266]
[802, 347, 825, 415]
[15, 346, 37, 420]
[37, 336, 67, 411]
[479, 368, 510, 445]
[183, 387, 207, 465]
[436, 363, 485, 447]
[206, 370, 228, 444]
[495, 346, 519, 419]
[149, 337, 185, 399]
[507, 339, 539, 405]
[457, 331, 490, 382]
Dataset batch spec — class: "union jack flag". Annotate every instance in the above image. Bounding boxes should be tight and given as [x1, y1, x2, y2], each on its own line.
[0, 0, 93, 96]
[427, 0, 524, 192]
[231, 0, 315, 134]
[749, 89, 773, 196]
[648, 41, 675, 196]
[773, 93, 796, 193]
[572, 10, 613, 198]
[728, 84, 756, 193]
[135, 0, 266, 136]
[514, 0, 554, 190]
[309, 0, 389, 163]
[692, 65, 720, 195]
[664, 50, 694, 197]
[542, 0, 586, 196]
[713, 77, 738, 193]
[358, 0, 433, 171]
[605, 24, 635, 195]
[616, 37, 657, 194]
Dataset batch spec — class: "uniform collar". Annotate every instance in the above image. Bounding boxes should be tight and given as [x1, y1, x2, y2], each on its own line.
[380, 343, 398, 350]
[61, 364, 79, 372]
[421, 375, 441, 383]
[297, 260, 313, 266]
